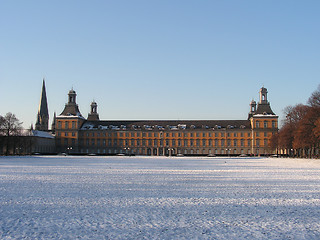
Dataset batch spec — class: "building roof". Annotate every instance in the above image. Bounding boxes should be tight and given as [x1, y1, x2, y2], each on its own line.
[255, 103, 275, 115]
[80, 119, 251, 131]
[59, 104, 84, 118]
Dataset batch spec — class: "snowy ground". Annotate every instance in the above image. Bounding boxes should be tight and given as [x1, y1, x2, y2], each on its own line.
[0, 156, 320, 239]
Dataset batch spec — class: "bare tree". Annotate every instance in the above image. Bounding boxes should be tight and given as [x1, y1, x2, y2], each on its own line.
[308, 85, 320, 107]
[0, 112, 23, 136]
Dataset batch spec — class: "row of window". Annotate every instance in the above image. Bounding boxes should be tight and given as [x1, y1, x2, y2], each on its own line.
[80, 148, 266, 155]
[59, 131, 270, 138]
[63, 138, 269, 148]
[57, 121, 77, 129]
[255, 120, 277, 128]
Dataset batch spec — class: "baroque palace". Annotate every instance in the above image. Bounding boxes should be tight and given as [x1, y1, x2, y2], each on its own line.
[36, 81, 278, 156]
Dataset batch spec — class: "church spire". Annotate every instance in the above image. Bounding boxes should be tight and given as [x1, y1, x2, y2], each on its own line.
[35, 79, 49, 131]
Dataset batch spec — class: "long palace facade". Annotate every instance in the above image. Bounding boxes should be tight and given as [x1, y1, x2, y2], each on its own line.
[53, 87, 278, 156]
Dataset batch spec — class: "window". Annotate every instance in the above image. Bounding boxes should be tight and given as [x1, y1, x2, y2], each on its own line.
[202, 139, 206, 147]
[215, 139, 218, 147]
[272, 121, 276, 128]
[65, 132, 68, 137]
[247, 139, 251, 146]
[256, 139, 260, 147]
[72, 121, 76, 129]
[91, 139, 95, 146]
[184, 139, 188, 147]
[221, 139, 225, 147]
[172, 140, 176, 146]
[241, 139, 244, 147]
[65, 122, 69, 129]
[234, 133, 237, 137]
[221, 133, 225, 138]
[255, 121, 260, 128]
[209, 139, 212, 146]
[154, 139, 157, 146]
[256, 132, 260, 137]
[264, 132, 267, 137]
[178, 140, 181, 146]
[227, 139, 231, 147]
[264, 139, 268, 146]
[264, 121, 268, 128]
[240, 132, 244, 137]
[196, 139, 200, 147]
[233, 139, 237, 147]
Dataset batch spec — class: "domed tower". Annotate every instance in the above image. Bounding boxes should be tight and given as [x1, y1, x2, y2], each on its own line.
[56, 88, 85, 154]
[60, 88, 83, 117]
[35, 79, 49, 131]
[87, 101, 100, 121]
[255, 87, 275, 115]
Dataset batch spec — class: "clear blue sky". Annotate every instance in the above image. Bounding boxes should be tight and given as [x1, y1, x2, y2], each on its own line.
[1, 1, 319, 129]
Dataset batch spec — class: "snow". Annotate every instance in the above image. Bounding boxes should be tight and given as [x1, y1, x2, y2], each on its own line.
[32, 130, 55, 139]
[0, 156, 320, 239]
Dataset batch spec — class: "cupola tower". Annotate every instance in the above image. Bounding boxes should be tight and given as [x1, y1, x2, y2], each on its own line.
[87, 101, 100, 121]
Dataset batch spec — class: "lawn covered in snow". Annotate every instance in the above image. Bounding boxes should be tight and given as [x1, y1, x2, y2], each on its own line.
[0, 156, 320, 239]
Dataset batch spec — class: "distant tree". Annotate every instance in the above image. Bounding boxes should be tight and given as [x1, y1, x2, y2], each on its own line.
[277, 104, 309, 155]
[307, 85, 320, 107]
[269, 132, 279, 153]
[276, 86, 320, 158]
[0, 112, 23, 136]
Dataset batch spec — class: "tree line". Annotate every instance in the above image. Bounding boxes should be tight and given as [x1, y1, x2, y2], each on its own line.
[270, 85, 320, 158]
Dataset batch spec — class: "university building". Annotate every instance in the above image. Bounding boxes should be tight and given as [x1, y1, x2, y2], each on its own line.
[54, 87, 278, 156]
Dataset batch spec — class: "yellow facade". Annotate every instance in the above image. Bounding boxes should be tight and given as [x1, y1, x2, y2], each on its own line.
[55, 87, 278, 156]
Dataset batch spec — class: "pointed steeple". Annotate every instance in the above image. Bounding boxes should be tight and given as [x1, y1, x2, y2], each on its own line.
[35, 79, 49, 130]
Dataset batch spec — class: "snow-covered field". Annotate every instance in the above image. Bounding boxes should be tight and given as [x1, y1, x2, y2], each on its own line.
[1, 156, 320, 239]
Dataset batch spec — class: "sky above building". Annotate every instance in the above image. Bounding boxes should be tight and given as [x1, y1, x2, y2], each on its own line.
[1, 1, 319, 129]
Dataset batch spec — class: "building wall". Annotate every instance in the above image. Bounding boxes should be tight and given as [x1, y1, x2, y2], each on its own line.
[55, 122, 278, 156]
